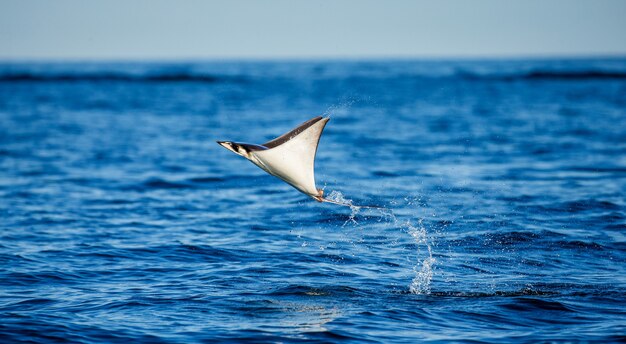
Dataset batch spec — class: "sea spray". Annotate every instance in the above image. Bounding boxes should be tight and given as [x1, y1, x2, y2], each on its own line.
[407, 220, 435, 294]
[325, 190, 360, 226]
[380, 217, 433, 295]
[325, 191, 435, 294]
[322, 98, 357, 118]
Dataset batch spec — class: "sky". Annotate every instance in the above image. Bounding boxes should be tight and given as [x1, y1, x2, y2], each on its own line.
[1, 0, 625, 60]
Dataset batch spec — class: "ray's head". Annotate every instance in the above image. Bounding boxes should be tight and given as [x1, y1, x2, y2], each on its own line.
[217, 141, 251, 158]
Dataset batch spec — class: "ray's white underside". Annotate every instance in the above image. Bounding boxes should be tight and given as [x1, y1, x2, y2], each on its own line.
[218, 116, 329, 201]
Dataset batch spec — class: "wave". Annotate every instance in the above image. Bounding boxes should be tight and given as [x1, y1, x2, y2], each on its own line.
[0, 72, 246, 83]
[265, 284, 366, 297]
[2, 69, 625, 83]
[457, 69, 626, 81]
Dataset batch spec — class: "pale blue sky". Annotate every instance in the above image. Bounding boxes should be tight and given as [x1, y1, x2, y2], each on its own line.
[1, 0, 625, 60]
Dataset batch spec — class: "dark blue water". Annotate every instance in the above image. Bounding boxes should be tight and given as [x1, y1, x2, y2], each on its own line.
[1, 59, 625, 343]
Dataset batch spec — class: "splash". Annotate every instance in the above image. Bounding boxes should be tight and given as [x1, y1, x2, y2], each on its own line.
[325, 190, 353, 206]
[410, 254, 435, 295]
[409, 222, 435, 294]
[385, 215, 435, 294]
[320, 190, 436, 294]
[325, 190, 360, 226]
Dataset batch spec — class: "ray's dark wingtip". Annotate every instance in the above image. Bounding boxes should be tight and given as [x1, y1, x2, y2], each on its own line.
[216, 141, 232, 150]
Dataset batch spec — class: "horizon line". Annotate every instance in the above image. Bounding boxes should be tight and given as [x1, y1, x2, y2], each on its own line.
[1, 52, 626, 64]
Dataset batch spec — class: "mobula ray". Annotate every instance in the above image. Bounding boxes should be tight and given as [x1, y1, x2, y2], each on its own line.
[217, 116, 379, 208]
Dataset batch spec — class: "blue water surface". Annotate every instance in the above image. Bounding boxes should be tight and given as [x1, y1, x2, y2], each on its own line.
[1, 58, 625, 343]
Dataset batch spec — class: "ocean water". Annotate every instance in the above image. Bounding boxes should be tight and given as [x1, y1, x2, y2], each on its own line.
[1, 58, 625, 343]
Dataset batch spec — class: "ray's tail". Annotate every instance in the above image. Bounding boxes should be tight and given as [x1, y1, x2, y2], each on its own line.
[316, 189, 386, 209]
[320, 197, 386, 210]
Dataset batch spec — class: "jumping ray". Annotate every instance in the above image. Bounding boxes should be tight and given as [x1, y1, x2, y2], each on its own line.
[217, 116, 382, 208]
